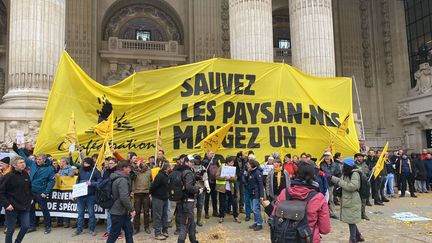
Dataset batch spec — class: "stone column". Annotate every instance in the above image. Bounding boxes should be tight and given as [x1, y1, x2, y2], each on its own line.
[289, 0, 335, 77]
[229, 0, 273, 62]
[0, 0, 65, 119]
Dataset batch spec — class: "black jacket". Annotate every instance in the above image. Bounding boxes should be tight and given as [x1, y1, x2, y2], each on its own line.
[248, 167, 264, 199]
[150, 170, 169, 200]
[413, 159, 427, 180]
[173, 164, 200, 199]
[0, 169, 33, 211]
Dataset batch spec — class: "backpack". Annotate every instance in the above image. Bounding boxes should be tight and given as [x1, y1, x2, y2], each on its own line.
[95, 177, 119, 209]
[168, 170, 192, 202]
[269, 190, 317, 243]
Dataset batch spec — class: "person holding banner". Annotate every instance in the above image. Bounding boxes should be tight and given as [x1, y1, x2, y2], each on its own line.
[14, 143, 55, 235]
[73, 157, 102, 236]
[56, 157, 75, 228]
[0, 156, 32, 243]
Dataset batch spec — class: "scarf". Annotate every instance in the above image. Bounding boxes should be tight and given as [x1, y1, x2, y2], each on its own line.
[274, 167, 283, 188]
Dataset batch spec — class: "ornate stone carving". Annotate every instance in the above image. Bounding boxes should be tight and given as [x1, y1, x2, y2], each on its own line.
[4, 121, 20, 147]
[398, 103, 409, 118]
[360, 0, 373, 88]
[221, 0, 230, 58]
[412, 63, 432, 95]
[381, 0, 394, 85]
[103, 5, 183, 44]
[26, 121, 40, 146]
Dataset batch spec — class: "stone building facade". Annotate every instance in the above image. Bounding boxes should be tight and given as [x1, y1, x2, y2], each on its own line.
[0, 0, 428, 152]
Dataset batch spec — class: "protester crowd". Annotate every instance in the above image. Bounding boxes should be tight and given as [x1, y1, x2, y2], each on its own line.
[0, 141, 432, 243]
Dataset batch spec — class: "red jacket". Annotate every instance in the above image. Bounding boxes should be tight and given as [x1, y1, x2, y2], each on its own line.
[283, 162, 298, 178]
[272, 185, 331, 243]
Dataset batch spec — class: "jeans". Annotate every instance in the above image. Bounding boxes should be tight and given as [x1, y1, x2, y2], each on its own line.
[30, 192, 51, 228]
[5, 210, 30, 243]
[77, 195, 96, 232]
[177, 201, 196, 243]
[415, 180, 428, 192]
[106, 214, 134, 243]
[106, 211, 112, 232]
[204, 182, 218, 215]
[167, 200, 172, 223]
[384, 173, 394, 196]
[196, 192, 205, 224]
[152, 197, 168, 236]
[243, 184, 251, 218]
[251, 198, 262, 225]
[133, 193, 150, 230]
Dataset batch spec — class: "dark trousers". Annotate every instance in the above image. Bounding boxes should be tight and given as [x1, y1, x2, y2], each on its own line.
[196, 192, 205, 224]
[204, 182, 217, 215]
[348, 224, 361, 242]
[218, 191, 238, 218]
[400, 173, 415, 196]
[133, 193, 150, 230]
[379, 176, 387, 199]
[152, 197, 168, 236]
[30, 192, 51, 228]
[237, 181, 244, 210]
[106, 214, 133, 243]
[370, 178, 381, 202]
[5, 210, 30, 243]
[177, 201, 196, 243]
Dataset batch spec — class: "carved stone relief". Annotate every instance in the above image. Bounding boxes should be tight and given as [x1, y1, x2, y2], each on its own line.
[381, 0, 394, 85]
[4, 120, 40, 147]
[360, 0, 373, 88]
[412, 63, 432, 95]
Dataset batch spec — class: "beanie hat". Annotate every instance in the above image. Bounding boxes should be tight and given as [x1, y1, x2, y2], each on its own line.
[0, 157, 10, 164]
[343, 157, 355, 167]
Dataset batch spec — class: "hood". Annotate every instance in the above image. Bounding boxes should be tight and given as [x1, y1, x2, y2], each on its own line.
[287, 184, 316, 200]
[110, 171, 130, 180]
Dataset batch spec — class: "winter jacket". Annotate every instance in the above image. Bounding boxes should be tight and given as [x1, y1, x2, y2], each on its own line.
[265, 169, 290, 200]
[283, 162, 298, 178]
[150, 170, 169, 200]
[248, 167, 264, 199]
[425, 159, 432, 178]
[58, 164, 75, 177]
[385, 160, 395, 174]
[413, 159, 427, 180]
[320, 161, 341, 186]
[0, 169, 33, 211]
[183, 167, 200, 199]
[365, 156, 378, 171]
[76, 167, 102, 196]
[396, 159, 413, 175]
[18, 148, 55, 195]
[216, 164, 237, 193]
[266, 181, 331, 243]
[355, 161, 370, 177]
[132, 164, 152, 194]
[331, 169, 361, 224]
[109, 171, 134, 216]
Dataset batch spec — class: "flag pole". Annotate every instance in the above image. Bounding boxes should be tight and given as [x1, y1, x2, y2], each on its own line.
[352, 75, 366, 140]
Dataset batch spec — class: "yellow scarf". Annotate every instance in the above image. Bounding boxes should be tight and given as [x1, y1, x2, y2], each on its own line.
[274, 167, 282, 188]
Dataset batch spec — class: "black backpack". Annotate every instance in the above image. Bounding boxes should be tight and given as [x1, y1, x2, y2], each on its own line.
[95, 177, 120, 209]
[334, 171, 370, 199]
[168, 170, 192, 202]
[269, 190, 317, 243]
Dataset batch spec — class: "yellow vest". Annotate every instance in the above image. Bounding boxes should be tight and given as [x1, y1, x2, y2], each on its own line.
[216, 163, 226, 185]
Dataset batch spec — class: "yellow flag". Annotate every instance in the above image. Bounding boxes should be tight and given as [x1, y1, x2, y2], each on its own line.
[337, 113, 350, 137]
[95, 139, 111, 170]
[373, 142, 389, 178]
[195, 122, 232, 153]
[155, 117, 163, 156]
[94, 112, 114, 140]
[62, 112, 78, 151]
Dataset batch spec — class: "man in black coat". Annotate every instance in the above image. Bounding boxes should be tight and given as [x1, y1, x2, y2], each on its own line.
[413, 153, 428, 193]
[0, 156, 33, 243]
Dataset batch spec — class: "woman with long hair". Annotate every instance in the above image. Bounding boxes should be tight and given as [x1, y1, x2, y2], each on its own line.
[329, 158, 365, 243]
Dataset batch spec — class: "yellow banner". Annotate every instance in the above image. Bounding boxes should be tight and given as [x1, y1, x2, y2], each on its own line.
[35, 52, 359, 161]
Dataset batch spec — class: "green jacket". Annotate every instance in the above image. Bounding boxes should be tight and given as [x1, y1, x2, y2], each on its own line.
[331, 169, 361, 224]
[356, 161, 370, 177]
[109, 171, 134, 216]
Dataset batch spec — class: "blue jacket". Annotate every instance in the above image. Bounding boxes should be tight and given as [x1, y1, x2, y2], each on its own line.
[58, 164, 75, 177]
[424, 159, 432, 178]
[18, 148, 56, 195]
[248, 167, 264, 199]
[76, 167, 102, 196]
